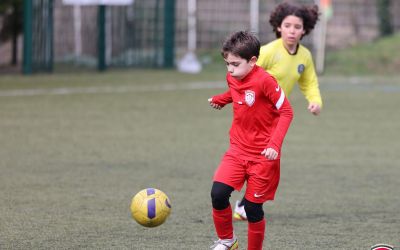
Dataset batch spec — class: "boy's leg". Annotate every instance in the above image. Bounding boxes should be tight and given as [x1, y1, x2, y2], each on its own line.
[211, 181, 235, 239]
[244, 159, 280, 250]
[211, 150, 246, 248]
[243, 199, 265, 250]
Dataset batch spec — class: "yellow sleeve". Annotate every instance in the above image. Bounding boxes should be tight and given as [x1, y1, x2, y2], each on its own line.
[298, 54, 323, 107]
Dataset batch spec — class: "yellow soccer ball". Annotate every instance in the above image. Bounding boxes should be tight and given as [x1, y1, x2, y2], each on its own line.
[130, 188, 171, 227]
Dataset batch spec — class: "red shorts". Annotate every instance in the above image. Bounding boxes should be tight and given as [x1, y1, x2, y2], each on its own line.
[213, 149, 280, 203]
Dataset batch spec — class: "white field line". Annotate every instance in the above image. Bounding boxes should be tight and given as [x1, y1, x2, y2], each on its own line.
[1, 80, 399, 97]
[0, 82, 227, 97]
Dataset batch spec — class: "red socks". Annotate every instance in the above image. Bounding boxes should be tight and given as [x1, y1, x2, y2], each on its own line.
[248, 219, 266, 250]
[212, 206, 233, 239]
[213, 206, 266, 249]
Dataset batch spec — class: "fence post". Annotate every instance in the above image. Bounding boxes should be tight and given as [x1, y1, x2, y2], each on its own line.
[163, 0, 175, 68]
[23, 0, 33, 75]
[47, 0, 54, 72]
[98, 5, 107, 71]
[377, 0, 393, 37]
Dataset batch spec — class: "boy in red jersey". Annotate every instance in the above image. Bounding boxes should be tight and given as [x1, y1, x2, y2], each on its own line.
[234, 1, 322, 222]
[208, 31, 293, 250]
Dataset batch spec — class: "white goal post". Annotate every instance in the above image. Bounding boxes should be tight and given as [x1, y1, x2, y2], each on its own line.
[177, 0, 202, 74]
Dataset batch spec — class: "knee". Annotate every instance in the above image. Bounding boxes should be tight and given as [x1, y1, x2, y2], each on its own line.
[211, 182, 233, 210]
[244, 199, 264, 223]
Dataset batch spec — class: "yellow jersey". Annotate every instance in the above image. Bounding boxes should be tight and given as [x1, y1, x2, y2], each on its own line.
[257, 38, 322, 107]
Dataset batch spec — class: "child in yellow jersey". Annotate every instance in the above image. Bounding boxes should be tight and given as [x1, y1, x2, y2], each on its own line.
[234, 2, 323, 221]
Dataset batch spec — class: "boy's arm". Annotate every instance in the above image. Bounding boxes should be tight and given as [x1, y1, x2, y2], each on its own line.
[266, 97, 293, 154]
[298, 55, 323, 115]
[208, 90, 232, 109]
[261, 78, 293, 159]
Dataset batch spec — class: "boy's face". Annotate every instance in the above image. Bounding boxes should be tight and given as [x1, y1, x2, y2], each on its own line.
[224, 53, 257, 80]
[277, 15, 305, 47]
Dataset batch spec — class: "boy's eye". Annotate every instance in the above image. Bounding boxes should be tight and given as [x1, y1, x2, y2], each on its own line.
[226, 62, 240, 67]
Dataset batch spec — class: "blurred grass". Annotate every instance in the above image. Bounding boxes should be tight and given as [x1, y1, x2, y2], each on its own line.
[201, 32, 400, 77]
[324, 33, 400, 76]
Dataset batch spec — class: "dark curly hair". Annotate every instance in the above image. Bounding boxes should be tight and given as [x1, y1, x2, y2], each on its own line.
[269, 2, 320, 39]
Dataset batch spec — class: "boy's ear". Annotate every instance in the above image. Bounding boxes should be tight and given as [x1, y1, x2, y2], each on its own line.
[249, 56, 258, 66]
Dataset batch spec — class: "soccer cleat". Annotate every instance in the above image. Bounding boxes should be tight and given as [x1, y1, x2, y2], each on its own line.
[210, 237, 238, 250]
[233, 200, 247, 221]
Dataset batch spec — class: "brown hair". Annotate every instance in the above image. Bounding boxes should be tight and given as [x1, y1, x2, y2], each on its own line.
[221, 31, 260, 61]
[269, 2, 320, 39]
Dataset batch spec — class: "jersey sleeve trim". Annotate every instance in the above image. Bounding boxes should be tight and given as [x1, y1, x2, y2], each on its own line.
[275, 90, 285, 110]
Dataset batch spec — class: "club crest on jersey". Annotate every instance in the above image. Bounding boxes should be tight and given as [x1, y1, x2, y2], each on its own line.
[245, 90, 255, 106]
[298, 64, 305, 74]
[370, 244, 394, 250]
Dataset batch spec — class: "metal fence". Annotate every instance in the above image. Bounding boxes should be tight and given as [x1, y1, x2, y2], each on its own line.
[14, 0, 400, 73]
[107, 1, 174, 68]
[24, 0, 318, 73]
[30, 0, 175, 72]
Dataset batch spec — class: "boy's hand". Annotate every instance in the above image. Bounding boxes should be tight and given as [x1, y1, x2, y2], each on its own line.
[261, 148, 278, 160]
[208, 98, 223, 110]
[308, 103, 321, 115]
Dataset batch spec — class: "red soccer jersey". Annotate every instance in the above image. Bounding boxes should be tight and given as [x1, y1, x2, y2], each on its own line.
[212, 65, 293, 160]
